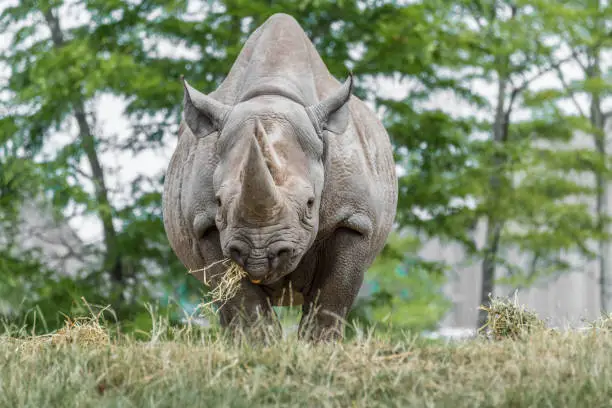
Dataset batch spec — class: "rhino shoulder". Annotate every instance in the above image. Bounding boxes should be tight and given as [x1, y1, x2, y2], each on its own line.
[339, 213, 373, 236]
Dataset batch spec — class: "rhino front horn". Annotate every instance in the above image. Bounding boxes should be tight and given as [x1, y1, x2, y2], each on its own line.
[305, 73, 354, 137]
[238, 134, 282, 220]
[182, 76, 232, 137]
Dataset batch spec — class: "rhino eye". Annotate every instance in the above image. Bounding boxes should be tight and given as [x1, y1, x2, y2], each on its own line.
[215, 196, 222, 207]
[307, 197, 314, 209]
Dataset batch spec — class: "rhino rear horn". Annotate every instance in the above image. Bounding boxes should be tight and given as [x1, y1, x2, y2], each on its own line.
[306, 73, 353, 137]
[255, 120, 285, 185]
[182, 76, 231, 137]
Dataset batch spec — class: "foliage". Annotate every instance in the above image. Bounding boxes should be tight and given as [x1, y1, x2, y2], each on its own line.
[532, 0, 612, 311]
[350, 233, 451, 333]
[1, 0, 611, 333]
[0, 0, 208, 327]
[0, 0, 450, 332]
[373, 0, 608, 327]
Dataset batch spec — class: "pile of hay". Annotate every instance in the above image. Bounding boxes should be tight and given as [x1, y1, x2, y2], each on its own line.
[7, 317, 110, 353]
[190, 259, 248, 307]
[50, 317, 110, 346]
[478, 294, 547, 340]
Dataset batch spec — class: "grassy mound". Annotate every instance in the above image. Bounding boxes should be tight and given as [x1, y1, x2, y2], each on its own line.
[1, 299, 612, 408]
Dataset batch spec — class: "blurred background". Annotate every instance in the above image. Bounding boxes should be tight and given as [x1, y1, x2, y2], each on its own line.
[0, 0, 611, 336]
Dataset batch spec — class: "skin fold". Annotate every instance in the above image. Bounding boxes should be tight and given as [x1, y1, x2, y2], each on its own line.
[162, 13, 398, 341]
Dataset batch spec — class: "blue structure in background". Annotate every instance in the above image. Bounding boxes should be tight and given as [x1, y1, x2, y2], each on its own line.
[161, 282, 203, 321]
[366, 258, 413, 300]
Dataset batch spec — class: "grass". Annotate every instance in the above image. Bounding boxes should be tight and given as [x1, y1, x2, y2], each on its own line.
[1, 298, 612, 407]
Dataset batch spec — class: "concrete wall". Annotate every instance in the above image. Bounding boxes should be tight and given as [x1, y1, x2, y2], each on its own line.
[421, 221, 602, 331]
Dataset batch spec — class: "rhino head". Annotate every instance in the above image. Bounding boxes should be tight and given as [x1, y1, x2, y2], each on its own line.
[182, 75, 353, 285]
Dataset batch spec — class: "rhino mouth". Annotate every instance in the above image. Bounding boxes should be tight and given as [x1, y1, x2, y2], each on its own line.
[240, 252, 301, 285]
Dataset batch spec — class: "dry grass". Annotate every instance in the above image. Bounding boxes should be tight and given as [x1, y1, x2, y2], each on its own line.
[478, 293, 548, 340]
[5, 317, 110, 354]
[190, 259, 248, 307]
[1, 297, 612, 407]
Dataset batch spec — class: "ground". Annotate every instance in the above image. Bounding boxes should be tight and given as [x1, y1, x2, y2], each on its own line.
[1, 302, 612, 408]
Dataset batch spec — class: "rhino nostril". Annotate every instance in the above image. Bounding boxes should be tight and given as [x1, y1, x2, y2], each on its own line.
[228, 243, 249, 268]
[268, 244, 293, 268]
[276, 248, 291, 259]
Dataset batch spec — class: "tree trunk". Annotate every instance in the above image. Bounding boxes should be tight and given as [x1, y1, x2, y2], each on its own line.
[73, 102, 123, 284]
[478, 221, 504, 328]
[596, 170, 611, 313]
[477, 72, 509, 329]
[42, 9, 123, 286]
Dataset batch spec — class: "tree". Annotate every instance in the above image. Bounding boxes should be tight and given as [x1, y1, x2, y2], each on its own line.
[0, 0, 203, 320]
[1, 0, 430, 328]
[365, 0, 605, 328]
[451, 1, 606, 328]
[4, 0, 601, 332]
[0, 0, 458, 331]
[539, 0, 612, 313]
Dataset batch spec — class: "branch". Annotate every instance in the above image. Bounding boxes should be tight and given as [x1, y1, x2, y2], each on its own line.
[42, 9, 64, 46]
[68, 162, 93, 181]
[554, 64, 587, 119]
[19, 224, 90, 266]
[510, 4, 518, 19]
[528, 252, 540, 280]
[517, 54, 576, 93]
[571, 48, 588, 72]
[504, 53, 579, 119]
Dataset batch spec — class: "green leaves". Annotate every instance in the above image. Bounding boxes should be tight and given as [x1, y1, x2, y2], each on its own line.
[1, 0, 610, 331]
[350, 233, 451, 332]
[366, 0, 609, 327]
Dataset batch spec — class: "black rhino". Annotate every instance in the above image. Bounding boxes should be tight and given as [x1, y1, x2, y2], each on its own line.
[162, 13, 397, 341]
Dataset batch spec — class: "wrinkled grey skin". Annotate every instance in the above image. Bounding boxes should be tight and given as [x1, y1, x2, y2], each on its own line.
[162, 13, 397, 341]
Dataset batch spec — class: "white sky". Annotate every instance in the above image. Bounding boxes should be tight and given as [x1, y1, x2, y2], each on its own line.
[1, 0, 610, 249]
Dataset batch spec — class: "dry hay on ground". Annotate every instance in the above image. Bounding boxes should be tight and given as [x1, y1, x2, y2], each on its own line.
[4, 317, 110, 353]
[478, 294, 548, 340]
[50, 317, 110, 346]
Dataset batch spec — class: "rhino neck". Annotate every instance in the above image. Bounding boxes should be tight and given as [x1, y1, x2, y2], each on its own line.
[238, 77, 310, 105]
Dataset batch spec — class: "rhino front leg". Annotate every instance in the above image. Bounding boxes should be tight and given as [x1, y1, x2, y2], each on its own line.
[298, 228, 372, 342]
[214, 282, 282, 341]
[217, 282, 278, 327]
[196, 261, 281, 340]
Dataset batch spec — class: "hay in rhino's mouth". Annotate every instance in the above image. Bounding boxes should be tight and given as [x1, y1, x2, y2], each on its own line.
[189, 259, 248, 306]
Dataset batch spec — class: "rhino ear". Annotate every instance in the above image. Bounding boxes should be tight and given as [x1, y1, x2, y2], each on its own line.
[182, 76, 231, 138]
[306, 73, 353, 137]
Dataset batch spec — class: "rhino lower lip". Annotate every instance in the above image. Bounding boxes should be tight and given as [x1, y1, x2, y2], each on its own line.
[250, 259, 299, 285]
[207, 248, 299, 285]
[248, 268, 286, 285]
